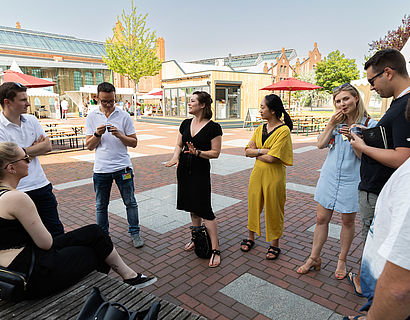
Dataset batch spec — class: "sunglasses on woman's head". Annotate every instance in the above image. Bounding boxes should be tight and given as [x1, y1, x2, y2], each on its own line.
[332, 83, 354, 93]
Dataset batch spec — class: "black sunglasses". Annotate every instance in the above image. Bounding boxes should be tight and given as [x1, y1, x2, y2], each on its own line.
[4, 154, 31, 169]
[333, 83, 354, 93]
[367, 67, 395, 87]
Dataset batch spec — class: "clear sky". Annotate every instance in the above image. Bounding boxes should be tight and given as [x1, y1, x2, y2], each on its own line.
[2, 0, 409, 70]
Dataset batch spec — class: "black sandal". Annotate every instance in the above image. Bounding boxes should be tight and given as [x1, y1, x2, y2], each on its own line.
[266, 246, 281, 260]
[209, 249, 221, 268]
[240, 239, 255, 252]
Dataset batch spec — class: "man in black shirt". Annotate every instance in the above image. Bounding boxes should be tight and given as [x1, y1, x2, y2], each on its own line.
[348, 49, 410, 297]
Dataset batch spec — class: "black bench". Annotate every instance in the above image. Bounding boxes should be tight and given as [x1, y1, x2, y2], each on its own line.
[0, 271, 205, 320]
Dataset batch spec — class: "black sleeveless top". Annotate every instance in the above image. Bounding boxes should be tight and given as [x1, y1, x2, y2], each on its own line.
[0, 190, 32, 250]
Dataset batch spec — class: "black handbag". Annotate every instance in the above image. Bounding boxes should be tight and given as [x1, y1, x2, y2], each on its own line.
[191, 225, 212, 259]
[0, 249, 35, 301]
[76, 287, 161, 320]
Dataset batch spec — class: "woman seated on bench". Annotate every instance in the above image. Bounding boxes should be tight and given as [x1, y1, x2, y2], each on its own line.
[0, 142, 157, 299]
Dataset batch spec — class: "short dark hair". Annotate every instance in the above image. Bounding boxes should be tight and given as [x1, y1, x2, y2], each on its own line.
[97, 82, 116, 95]
[192, 91, 213, 119]
[0, 82, 27, 107]
[364, 49, 408, 77]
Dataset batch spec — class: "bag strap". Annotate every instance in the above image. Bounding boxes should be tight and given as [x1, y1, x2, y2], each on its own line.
[364, 116, 371, 127]
[26, 249, 35, 282]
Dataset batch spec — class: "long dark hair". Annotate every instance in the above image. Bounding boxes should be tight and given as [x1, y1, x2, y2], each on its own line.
[264, 94, 293, 131]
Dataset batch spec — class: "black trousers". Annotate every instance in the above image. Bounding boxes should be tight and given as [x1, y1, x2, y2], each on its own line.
[9, 225, 113, 299]
[25, 183, 65, 237]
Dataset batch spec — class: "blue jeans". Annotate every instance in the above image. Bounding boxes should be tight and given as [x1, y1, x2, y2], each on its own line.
[25, 183, 64, 237]
[93, 167, 140, 236]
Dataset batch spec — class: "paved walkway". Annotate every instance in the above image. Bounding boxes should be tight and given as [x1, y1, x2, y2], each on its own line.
[39, 118, 366, 320]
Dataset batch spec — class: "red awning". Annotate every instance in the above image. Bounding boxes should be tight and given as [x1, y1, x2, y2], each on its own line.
[3, 70, 56, 88]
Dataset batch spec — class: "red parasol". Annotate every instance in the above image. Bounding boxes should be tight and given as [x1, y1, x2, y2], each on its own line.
[149, 90, 163, 96]
[2, 70, 56, 88]
[261, 78, 322, 110]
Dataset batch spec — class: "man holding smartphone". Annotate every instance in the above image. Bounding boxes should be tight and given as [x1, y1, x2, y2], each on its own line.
[85, 82, 144, 248]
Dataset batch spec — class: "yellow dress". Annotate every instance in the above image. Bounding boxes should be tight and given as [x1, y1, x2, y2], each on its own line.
[246, 124, 293, 242]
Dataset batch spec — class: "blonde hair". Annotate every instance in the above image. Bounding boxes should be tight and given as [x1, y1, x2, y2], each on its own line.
[0, 142, 20, 179]
[333, 84, 369, 124]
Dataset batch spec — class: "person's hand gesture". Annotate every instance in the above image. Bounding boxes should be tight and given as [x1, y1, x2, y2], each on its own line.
[165, 158, 178, 167]
[329, 109, 344, 127]
[339, 126, 352, 140]
[32, 134, 45, 146]
[108, 126, 121, 138]
[350, 132, 367, 152]
[95, 124, 107, 136]
[184, 142, 198, 155]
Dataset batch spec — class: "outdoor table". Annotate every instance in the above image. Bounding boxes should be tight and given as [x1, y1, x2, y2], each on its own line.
[0, 271, 205, 320]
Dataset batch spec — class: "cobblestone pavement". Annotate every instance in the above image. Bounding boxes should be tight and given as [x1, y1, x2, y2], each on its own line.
[38, 118, 365, 320]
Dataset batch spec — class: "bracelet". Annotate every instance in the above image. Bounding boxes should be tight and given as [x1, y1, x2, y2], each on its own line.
[197, 150, 201, 157]
[257, 149, 260, 156]
[22, 147, 27, 155]
[94, 132, 102, 138]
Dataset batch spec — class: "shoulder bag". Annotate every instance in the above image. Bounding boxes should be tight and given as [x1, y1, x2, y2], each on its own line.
[76, 287, 161, 320]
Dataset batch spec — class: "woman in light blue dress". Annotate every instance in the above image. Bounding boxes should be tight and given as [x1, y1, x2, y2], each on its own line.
[297, 83, 377, 279]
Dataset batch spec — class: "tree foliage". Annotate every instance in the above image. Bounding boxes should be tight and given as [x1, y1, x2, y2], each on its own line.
[103, 0, 161, 87]
[369, 15, 410, 51]
[315, 50, 360, 94]
[293, 70, 330, 107]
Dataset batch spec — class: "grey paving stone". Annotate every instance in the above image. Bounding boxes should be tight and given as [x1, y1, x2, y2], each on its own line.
[210, 153, 255, 175]
[327, 313, 343, 320]
[54, 178, 93, 190]
[293, 145, 317, 154]
[137, 134, 166, 141]
[223, 139, 250, 147]
[287, 182, 316, 195]
[220, 273, 335, 320]
[108, 184, 241, 234]
[307, 223, 342, 240]
[71, 152, 146, 162]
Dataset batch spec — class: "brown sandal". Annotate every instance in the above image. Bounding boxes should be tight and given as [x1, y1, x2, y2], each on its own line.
[335, 258, 347, 280]
[297, 257, 322, 275]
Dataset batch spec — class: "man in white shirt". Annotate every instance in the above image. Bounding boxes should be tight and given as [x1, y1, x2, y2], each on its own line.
[344, 100, 410, 320]
[85, 82, 143, 248]
[61, 98, 68, 120]
[0, 82, 64, 237]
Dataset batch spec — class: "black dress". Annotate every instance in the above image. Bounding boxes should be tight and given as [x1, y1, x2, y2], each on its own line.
[177, 118, 223, 220]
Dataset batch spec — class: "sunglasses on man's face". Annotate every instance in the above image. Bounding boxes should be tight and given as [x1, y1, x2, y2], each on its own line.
[367, 70, 384, 87]
[3, 154, 31, 169]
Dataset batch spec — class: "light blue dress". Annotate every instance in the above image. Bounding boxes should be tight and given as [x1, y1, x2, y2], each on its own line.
[314, 117, 378, 213]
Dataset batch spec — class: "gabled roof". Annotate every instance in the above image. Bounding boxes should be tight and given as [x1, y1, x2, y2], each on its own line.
[0, 25, 106, 58]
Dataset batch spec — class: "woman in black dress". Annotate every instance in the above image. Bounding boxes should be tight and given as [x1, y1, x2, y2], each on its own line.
[166, 91, 223, 267]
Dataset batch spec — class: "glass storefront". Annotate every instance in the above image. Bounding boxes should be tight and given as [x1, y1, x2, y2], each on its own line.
[215, 85, 241, 120]
[163, 85, 210, 117]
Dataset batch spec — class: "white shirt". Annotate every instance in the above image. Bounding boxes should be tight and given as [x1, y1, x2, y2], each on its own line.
[85, 106, 135, 173]
[361, 157, 410, 304]
[61, 100, 69, 110]
[0, 112, 50, 191]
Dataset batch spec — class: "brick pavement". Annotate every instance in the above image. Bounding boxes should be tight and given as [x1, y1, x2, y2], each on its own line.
[38, 118, 366, 319]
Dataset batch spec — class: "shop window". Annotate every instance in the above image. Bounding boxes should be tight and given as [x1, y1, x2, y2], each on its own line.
[31, 69, 42, 78]
[85, 72, 93, 85]
[74, 71, 83, 91]
[96, 72, 104, 84]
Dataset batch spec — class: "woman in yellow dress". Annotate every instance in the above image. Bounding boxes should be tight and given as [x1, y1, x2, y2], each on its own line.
[240, 94, 293, 260]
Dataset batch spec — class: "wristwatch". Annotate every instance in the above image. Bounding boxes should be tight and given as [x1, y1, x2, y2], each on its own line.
[94, 132, 102, 138]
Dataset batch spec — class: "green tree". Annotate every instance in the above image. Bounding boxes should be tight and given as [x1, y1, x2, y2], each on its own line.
[103, 0, 161, 91]
[293, 70, 330, 108]
[315, 50, 359, 94]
